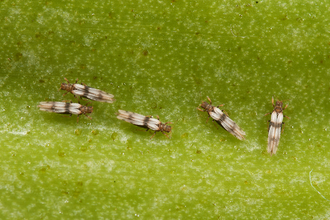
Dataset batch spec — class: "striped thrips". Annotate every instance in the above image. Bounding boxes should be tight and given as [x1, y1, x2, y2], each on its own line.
[265, 97, 290, 155]
[38, 101, 93, 123]
[60, 78, 115, 103]
[117, 110, 172, 139]
[197, 96, 246, 140]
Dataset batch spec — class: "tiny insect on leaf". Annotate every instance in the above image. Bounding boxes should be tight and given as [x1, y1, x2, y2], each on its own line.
[197, 96, 245, 140]
[265, 97, 290, 155]
[116, 110, 172, 139]
[38, 101, 93, 123]
[60, 78, 115, 103]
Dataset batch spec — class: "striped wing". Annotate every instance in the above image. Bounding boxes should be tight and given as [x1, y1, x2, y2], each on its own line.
[267, 112, 283, 155]
[38, 102, 82, 115]
[208, 107, 224, 121]
[73, 84, 115, 103]
[66, 103, 82, 115]
[117, 110, 160, 131]
[210, 107, 246, 140]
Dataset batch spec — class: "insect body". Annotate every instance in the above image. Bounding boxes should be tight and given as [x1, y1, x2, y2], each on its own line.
[197, 97, 246, 140]
[38, 101, 93, 123]
[60, 78, 115, 103]
[117, 110, 172, 139]
[265, 98, 290, 155]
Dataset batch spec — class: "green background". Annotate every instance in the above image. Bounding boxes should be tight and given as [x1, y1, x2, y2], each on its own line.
[1, 0, 330, 219]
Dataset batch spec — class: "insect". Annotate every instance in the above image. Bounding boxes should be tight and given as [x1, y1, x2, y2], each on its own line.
[197, 96, 246, 140]
[59, 78, 115, 103]
[38, 101, 93, 123]
[116, 110, 172, 139]
[265, 97, 290, 155]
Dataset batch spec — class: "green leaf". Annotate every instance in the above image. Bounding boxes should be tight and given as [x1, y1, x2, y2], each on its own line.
[0, 0, 329, 219]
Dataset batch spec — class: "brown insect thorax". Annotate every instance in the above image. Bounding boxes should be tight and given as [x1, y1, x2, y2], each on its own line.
[80, 106, 93, 113]
[201, 101, 214, 112]
[60, 83, 73, 92]
[274, 101, 283, 113]
[159, 123, 172, 133]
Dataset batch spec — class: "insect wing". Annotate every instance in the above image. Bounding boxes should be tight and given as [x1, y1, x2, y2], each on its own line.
[38, 102, 65, 114]
[146, 117, 161, 131]
[67, 103, 82, 115]
[71, 84, 86, 97]
[73, 84, 114, 103]
[38, 102, 82, 115]
[268, 112, 283, 154]
[213, 107, 246, 140]
[117, 110, 161, 131]
[209, 107, 224, 121]
[117, 110, 145, 126]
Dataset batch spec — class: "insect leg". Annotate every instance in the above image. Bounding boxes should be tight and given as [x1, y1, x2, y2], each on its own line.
[75, 78, 79, 83]
[78, 96, 86, 101]
[64, 78, 70, 83]
[206, 115, 211, 123]
[161, 131, 170, 139]
[271, 97, 275, 107]
[264, 112, 272, 116]
[76, 115, 79, 123]
[212, 120, 219, 129]
[222, 110, 229, 117]
[84, 113, 92, 120]
[74, 95, 80, 102]
[283, 104, 289, 111]
[197, 107, 206, 112]
[281, 122, 285, 134]
[207, 96, 212, 104]
[150, 131, 157, 139]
